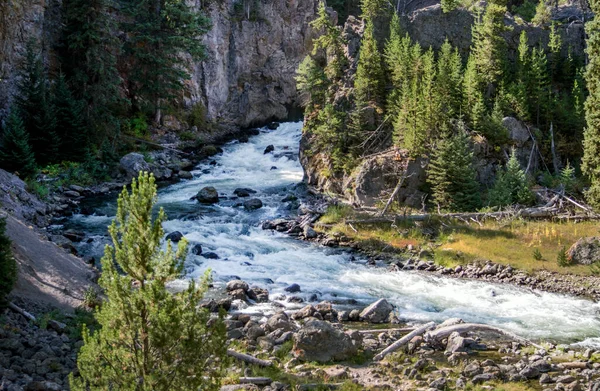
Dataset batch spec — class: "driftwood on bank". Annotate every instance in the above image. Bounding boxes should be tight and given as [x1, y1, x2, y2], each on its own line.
[358, 327, 415, 335]
[373, 321, 436, 361]
[120, 135, 192, 156]
[227, 349, 273, 367]
[424, 323, 543, 350]
[239, 377, 272, 386]
[8, 302, 36, 322]
[559, 362, 591, 370]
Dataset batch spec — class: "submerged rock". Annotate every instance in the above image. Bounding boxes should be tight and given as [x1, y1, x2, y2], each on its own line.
[264, 145, 275, 154]
[243, 198, 263, 211]
[196, 186, 219, 204]
[234, 188, 257, 197]
[191, 243, 203, 255]
[166, 231, 184, 242]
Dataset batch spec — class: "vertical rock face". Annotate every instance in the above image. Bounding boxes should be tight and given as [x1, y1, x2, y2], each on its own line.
[0, 0, 61, 117]
[189, 0, 318, 127]
[0, 0, 318, 128]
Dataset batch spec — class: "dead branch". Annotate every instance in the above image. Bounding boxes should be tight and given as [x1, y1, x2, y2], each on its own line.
[358, 327, 415, 334]
[8, 302, 36, 322]
[373, 321, 436, 361]
[424, 323, 543, 349]
[379, 172, 414, 217]
[120, 135, 192, 156]
[239, 377, 272, 386]
[227, 349, 273, 367]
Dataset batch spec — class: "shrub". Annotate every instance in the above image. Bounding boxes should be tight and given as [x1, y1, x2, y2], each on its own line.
[533, 248, 543, 261]
[0, 218, 16, 307]
[557, 246, 571, 267]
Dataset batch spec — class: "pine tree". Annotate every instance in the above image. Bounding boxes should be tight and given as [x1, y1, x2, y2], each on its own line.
[296, 56, 328, 109]
[548, 22, 562, 81]
[489, 148, 534, 206]
[532, 0, 551, 26]
[441, 0, 460, 13]
[54, 74, 89, 162]
[70, 172, 227, 391]
[0, 217, 16, 308]
[311, 2, 347, 81]
[529, 46, 550, 127]
[463, 53, 486, 130]
[121, 0, 211, 122]
[360, 0, 386, 19]
[354, 20, 385, 108]
[427, 128, 481, 212]
[582, 0, 600, 209]
[437, 39, 463, 131]
[14, 41, 59, 166]
[60, 0, 122, 143]
[470, 1, 510, 90]
[419, 48, 442, 140]
[0, 110, 37, 178]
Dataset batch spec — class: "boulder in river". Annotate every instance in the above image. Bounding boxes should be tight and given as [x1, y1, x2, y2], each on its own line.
[264, 145, 275, 154]
[234, 188, 257, 197]
[202, 252, 220, 259]
[359, 298, 394, 323]
[226, 280, 249, 292]
[196, 186, 219, 204]
[567, 237, 600, 265]
[293, 318, 361, 363]
[166, 231, 183, 242]
[243, 198, 263, 211]
[119, 153, 150, 179]
[284, 283, 301, 293]
[191, 244, 203, 255]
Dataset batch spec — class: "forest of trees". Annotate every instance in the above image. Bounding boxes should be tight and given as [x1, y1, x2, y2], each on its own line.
[298, 0, 592, 211]
[0, 0, 211, 181]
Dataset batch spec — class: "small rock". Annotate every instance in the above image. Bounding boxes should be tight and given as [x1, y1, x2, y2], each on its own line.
[226, 280, 249, 292]
[47, 320, 67, 333]
[191, 244, 203, 255]
[234, 188, 257, 197]
[303, 226, 317, 239]
[264, 145, 275, 154]
[243, 198, 263, 211]
[519, 365, 540, 379]
[285, 283, 301, 293]
[196, 186, 219, 204]
[166, 231, 184, 242]
[202, 252, 219, 259]
[359, 298, 393, 323]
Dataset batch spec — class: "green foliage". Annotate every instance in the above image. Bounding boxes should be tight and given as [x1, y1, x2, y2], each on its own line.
[559, 161, 576, 192]
[53, 74, 89, 162]
[533, 248, 543, 261]
[512, 0, 537, 21]
[427, 129, 481, 212]
[311, 2, 347, 81]
[83, 287, 101, 309]
[188, 103, 209, 129]
[532, 0, 551, 26]
[360, 0, 387, 19]
[296, 56, 327, 107]
[353, 20, 384, 108]
[0, 110, 37, 178]
[0, 218, 16, 308]
[70, 173, 227, 391]
[556, 246, 571, 267]
[489, 148, 534, 207]
[124, 113, 149, 138]
[590, 260, 600, 275]
[582, 0, 600, 210]
[442, 0, 460, 12]
[121, 0, 211, 117]
[25, 179, 49, 200]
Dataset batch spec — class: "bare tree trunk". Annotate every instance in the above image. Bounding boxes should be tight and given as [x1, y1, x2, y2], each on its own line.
[227, 350, 273, 367]
[374, 322, 435, 361]
[550, 122, 560, 173]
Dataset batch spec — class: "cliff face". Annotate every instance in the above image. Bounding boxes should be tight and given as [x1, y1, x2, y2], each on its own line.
[0, 0, 317, 128]
[191, 0, 317, 128]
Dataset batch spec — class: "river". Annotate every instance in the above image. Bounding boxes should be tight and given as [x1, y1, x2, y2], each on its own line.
[61, 121, 600, 347]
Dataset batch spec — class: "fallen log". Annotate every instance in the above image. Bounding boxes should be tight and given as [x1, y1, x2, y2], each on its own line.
[559, 361, 590, 370]
[424, 323, 543, 350]
[358, 327, 415, 334]
[120, 135, 192, 156]
[226, 349, 273, 367]
[373, 321, 436, 361]
[239, 377, 272, 386]
[8, 302, 36, 322]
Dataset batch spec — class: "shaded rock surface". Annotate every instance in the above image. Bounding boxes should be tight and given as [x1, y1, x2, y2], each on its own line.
[293, 318, 361, 362]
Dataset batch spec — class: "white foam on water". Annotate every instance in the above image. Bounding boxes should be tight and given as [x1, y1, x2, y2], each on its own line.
[66, 121, 600, 345]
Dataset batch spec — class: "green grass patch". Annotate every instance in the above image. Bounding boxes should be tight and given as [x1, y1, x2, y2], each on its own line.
[319, 204, 354, 224]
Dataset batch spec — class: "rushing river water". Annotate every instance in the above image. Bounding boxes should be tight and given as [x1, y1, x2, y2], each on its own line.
[63, 122, 600, 347]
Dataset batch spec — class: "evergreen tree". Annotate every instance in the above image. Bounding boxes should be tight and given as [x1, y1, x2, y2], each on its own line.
[54, 74, 89, 162]
[441, 0, 460, 13]
[354, 20, 385, 108]
[311, 2, 347, 81]
[70, 172, 227, 391]
[0, 111, 37, 178]
[60, 0, 122, 143]
[463, 53, 486, 130]
[427, 128, 481, 211]
[470, 1, 510, 91]
[14, 41, 59, 166]
[582, 0, 600, 209]
[0, 217, 16, 308]
[548, 22, 562, 81]
[437, 39, 463, 131]
[296, 56, 328, 108]
[360, 0, 386, 19]
[489, 148, 534, 206]
[532, 0, 551, 26]
[530, 46, 550, 127]
[121, 0, 211, 122]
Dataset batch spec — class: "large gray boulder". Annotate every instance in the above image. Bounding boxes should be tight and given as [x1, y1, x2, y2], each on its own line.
[567, 237, 600, 265]
[359, 298, 394, 323]
[119, 153, 150, 179]
[196, 187, 219, 204]
[293, 318, 361, 362]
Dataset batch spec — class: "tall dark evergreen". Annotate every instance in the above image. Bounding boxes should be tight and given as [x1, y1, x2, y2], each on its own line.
[53, 74, 89, 162]
[61, 0, 122, 143]
[354, 20, 385, 108]
[582, 0, 600, 209]
[121, 0, 211, 122]
[0, 111, 37, 178]
[14, 42, 59, 166]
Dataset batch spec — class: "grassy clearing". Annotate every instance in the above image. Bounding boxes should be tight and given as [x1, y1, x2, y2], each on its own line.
[316, 205, 599, 275]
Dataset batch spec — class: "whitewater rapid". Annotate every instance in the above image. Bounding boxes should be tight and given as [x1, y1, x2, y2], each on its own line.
[64, 122, 600, 346]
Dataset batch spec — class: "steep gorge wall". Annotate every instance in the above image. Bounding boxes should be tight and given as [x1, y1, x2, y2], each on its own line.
[0, 0, 318, 127]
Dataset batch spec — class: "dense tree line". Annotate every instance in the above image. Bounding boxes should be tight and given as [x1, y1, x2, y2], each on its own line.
[0, 0, 210, 180]
[298, 0, 587, 211]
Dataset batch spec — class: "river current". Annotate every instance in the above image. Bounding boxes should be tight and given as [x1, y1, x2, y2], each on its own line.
[63, 122, 600, 347]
